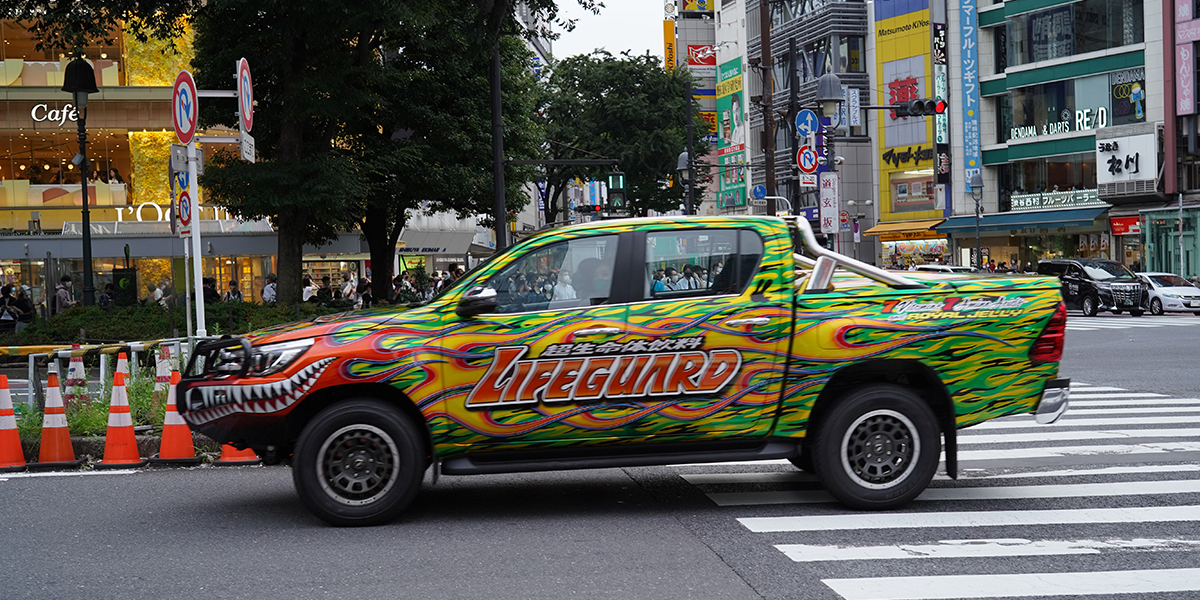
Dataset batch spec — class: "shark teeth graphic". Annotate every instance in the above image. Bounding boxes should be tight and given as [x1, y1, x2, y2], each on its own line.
[182, 358, 336, 426]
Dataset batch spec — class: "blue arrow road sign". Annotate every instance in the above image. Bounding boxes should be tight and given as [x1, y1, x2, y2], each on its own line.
[795, 109, 818, 138]
[752, 184, 767, 200]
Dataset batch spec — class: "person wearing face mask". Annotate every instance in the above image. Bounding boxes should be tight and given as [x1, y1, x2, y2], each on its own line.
[664, 267, 680, 291]
[553, 269, 576, 300]
[53, 275, 77, 315]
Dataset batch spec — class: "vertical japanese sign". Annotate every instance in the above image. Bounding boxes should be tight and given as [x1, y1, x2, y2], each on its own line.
[819, 172, 839, 234]
[663, 21, 677, 71]
[1179, 43, 1196, 115]
[959, 0, 982, 184]
[716, 58, 746, 209]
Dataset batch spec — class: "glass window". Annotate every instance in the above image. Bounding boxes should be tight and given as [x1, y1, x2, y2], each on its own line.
[644, 229, 761, 299]
[1006, 0, 1142, 67]
[482, 235, 618, 313]
[993, 26, 1008, 73]
[839, 37, 865, 73]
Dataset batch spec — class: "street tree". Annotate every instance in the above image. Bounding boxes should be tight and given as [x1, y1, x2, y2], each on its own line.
[542, 51, 709, 218]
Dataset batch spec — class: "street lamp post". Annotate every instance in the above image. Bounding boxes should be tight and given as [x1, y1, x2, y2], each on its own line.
[847, 199, 873, 262]
[62, 57, 98, 306]
[683, 79, 696, 216]
[970, 172, 984, 270]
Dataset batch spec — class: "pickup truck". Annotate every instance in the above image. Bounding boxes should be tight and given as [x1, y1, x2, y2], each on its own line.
[178, 216, 1069, 526]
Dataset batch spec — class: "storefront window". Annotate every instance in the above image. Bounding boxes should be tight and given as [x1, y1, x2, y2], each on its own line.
[0, 22, 125, 87]
[1000, 152, 1096, 200]
[888, 171, 935, 213]
[1006, 0, 1142, 68]
[1005, 71, 1140, 140]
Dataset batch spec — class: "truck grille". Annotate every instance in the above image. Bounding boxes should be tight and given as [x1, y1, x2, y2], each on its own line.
[1111, 283, 1141, 306]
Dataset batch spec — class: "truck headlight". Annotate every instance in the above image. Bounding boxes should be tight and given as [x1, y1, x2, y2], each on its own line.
[249, 338, 315, 376]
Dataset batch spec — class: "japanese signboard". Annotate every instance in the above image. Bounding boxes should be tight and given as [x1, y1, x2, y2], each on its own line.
[959, 0, 982, 184]
[819, 172, 839, 234]
[716, 58, 747, 209]
[1096, 133, 1157, 185]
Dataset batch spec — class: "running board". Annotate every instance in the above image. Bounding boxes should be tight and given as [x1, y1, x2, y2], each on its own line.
[440, 440, 799, 476]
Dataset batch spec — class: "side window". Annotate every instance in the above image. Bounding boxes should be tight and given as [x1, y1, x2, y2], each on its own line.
[482, 235, 618, 314]
[1067, 264, 1085, 279]
[1037, 263, 1063, 277]
[644, 229, 762, 300]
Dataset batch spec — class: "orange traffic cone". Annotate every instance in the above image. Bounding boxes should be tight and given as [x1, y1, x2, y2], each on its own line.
[32, 369, 83, 470]
[64, 344, 86, 410]
[214, 444, 260, 466]
[115, 351, 131, 380]
[0, 375, 27, 472]
[95, 372, 148, 470]
[148, 371, 200, 466]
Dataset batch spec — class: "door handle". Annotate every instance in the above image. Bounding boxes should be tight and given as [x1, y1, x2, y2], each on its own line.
[575, 327, 622, 336]
[724, 317, 771, 327]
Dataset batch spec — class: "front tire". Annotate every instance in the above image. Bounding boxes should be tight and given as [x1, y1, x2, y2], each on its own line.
[1081, 295, 1098, 317]
[1151, 298, 1164, 315]
[1130, 309, 1144, 317]
[811, 384, 940, 510]
[293, 398, 427, 526]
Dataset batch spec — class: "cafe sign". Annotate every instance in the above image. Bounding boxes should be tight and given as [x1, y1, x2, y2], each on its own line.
[30, 103, 80, 126]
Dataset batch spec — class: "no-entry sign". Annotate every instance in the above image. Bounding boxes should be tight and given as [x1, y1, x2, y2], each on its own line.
[237, 58, 253, 133]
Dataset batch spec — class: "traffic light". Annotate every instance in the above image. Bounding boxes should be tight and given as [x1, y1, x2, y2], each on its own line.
[606, 171, 626, 209]
[895, 98, 948, 118]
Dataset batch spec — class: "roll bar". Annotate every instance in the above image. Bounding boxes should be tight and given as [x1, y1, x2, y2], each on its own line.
[786, 216, 926, 292]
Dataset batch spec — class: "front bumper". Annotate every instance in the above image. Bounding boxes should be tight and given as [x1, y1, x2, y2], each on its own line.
[1034, 378, 1070, 424]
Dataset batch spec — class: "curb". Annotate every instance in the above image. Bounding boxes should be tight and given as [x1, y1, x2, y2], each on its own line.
[19, 432, 223, 465]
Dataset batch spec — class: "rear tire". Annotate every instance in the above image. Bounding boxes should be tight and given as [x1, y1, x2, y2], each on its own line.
[811, 384, 940, 510]
[293, 398, 427, 526]
[1081, 295, 1098, 317]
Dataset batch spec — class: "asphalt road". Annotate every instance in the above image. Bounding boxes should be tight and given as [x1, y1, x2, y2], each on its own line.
[1, 313, 1197, 600]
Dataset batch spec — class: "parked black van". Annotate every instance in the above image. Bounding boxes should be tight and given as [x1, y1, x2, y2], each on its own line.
[1037, 258, 1147, 317]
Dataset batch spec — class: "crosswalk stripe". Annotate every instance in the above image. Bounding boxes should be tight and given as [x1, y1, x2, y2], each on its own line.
[679, 464, 1200, 485]
[1065, 386, 1126, 392]
[971, 415, 1200, 429]
[1059, 392, 1167, 398]
[707, 478, 1200, 506]
[1050, 405, 1200, 415]
[1069, 398, 1200, 407]
[776, 538, 1200, 563]
[738, 505, 1200, 533]
[822, 568, 1200, 600]
[957, 427, 1200, 444]
[959, 441, 1200, 461]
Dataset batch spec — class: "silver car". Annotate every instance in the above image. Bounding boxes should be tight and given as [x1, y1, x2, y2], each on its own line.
[1136, 272, 1200, 315]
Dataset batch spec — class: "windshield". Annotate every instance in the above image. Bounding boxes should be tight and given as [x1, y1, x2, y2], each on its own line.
[1082, 262, 1137, 281]
[1147, 274, 1194, 288]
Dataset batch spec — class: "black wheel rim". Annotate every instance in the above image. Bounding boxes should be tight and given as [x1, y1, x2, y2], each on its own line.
[840, 409, 921, 490]
[316, 424, 400, 506]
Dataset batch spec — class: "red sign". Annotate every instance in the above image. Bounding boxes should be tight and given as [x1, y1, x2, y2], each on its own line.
[687, 45, 716, 66]
[237, 58, 254, 132]
[887, 76, 919, 120]
[1110, 216, 1142, 236]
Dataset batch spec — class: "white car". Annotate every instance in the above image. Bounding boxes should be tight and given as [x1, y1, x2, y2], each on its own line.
[1136, 272, 1200, 315]
[914, 265, 975, 273]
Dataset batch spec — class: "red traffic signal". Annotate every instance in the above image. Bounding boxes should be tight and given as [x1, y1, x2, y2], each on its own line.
[895, 98, 948, 118]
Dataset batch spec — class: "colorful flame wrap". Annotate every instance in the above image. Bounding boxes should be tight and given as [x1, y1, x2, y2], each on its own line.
[218, 217, 1062, 457]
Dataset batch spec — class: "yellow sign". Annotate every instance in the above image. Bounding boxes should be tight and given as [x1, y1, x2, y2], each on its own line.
[879, 230, 947, 242]
[663, 21, 676, 71]
[716, 74, 742, 99]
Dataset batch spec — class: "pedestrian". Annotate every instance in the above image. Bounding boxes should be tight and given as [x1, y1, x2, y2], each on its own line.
[357, 279, 373, 308]
[108, 167, 124, 184]
[14, 286, 33, 331]
[98, 283, 116, 310]
[202, 277, 221, 303]
[262, 274, 277, 303]
[553, 270, 576, 300]
[0, 284, 22, 333]
[51, 275, 77, 316]
[223, 280, 244, 302]
[340, 273, 356, 299]
[302, 275, 316, 302]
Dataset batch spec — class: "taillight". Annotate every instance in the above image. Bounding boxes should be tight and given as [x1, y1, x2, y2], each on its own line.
[1029, 302, 1067, 365]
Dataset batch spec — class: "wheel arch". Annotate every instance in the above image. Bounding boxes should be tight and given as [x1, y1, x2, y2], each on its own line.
[807, 359, 958, 478]
[285, 383, 433, 459]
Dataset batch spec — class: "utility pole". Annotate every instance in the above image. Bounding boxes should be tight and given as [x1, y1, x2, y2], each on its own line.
[686, 79, 696, 215]
[788, 37, 799, 216]
[491, 48, 507, 250]
[759, 0, 776, 215]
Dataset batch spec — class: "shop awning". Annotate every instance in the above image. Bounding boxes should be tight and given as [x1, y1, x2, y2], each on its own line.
[397, 230, 475, 255]
[863, 219, 946, 236]
[935, 206, 1108, 234]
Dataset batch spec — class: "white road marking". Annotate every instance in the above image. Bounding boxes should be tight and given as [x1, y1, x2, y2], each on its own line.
[957, 427, 1200, 444]
[1069, 398, 1200, 407]
[822, 568, 1200, 600]
[708, 479, 1200, 506]
[959, 441, 1200, 461]
[971, 415, 1200, 429]
[738, 505, 1200, 533]
[679, 463, 1200, 485]
[0, 469, 139, 482]
[1057, 392, 1167, 399]
[1065, 386, 1123, 392]
[1033, 406, 1200, 415]
[776, 538, 1200, 563]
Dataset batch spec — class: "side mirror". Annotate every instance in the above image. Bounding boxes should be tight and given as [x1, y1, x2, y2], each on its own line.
[456, 287, 497, 318]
